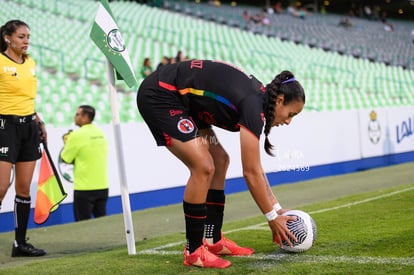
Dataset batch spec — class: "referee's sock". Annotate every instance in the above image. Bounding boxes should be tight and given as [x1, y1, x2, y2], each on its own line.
[14, 195, 31, 245]
[204, 189, 225, 245]
[183, 201, 207, 254]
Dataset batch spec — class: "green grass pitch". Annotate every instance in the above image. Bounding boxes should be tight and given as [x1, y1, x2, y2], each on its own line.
[0, 162, 413, 274]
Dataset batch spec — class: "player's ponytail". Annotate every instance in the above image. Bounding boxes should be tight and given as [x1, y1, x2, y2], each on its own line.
[263, 71, 305, 156]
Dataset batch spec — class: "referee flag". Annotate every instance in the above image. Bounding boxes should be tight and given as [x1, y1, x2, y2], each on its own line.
[90, 0, 137, 88]
[34, 148, 67, 225]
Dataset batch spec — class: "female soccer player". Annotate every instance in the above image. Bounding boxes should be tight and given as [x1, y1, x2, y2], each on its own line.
[137, 60, 305, 268]
[0, 19, 47, 257]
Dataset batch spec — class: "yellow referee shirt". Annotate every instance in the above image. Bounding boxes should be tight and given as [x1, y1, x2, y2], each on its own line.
[0, 53, 37, 115]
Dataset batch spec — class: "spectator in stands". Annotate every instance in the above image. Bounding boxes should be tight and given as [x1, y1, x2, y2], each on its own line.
[338, 17, 353, 28]
[156, 56, 170, 70]
[363, 5, 372, 20]
[250, 12, 263, 24]
[372, 5, 380, 21]
[137, 60, 305, 268]
[60, 105, 109, 222]
[263, 5, 274, 15]
[0, 19, 47, 257]
[261, 13, 271, 25]
[141, 57, 153, 78]
[379, 11, 394, 32]
[320, 5, 326, 15]
[383, 22, 394, 32]
[273, 2, 282, 14]
[379, 10, 388, 24]
[287, 5, 296, 16]
[247, 12, 271, 26]
[287, 5, 307, 19]
[175, 50, 184, 63]
[242, 10, 250, 23]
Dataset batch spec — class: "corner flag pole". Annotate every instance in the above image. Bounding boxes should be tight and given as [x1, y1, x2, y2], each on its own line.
[106, 59, 136, 255]
[90, 0, 137, 254]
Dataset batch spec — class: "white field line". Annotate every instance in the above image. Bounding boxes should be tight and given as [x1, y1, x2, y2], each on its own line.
[138, 186, 414, 266]
[138, 249, 414, 266]
[309, 186, 414, 214]
[250, 254, 414, 266]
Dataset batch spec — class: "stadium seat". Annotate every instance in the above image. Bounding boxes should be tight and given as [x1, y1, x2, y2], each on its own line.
[1, 0, 412, 126]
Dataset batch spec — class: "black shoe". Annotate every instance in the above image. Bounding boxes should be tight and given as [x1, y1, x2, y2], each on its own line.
[11, 241, 46, 257]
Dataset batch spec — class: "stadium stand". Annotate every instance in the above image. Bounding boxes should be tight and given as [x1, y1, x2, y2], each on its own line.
[164, 1, 414, 68]
[1, 0, 413, 126]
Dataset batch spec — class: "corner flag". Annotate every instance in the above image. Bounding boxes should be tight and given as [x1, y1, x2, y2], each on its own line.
[90, 0, 137, 88]
[90, 0, 137, 255]
[34, 146, 67, 225]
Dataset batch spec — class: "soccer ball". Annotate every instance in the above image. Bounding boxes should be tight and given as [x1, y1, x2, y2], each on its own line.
[279, 210, 317, 252]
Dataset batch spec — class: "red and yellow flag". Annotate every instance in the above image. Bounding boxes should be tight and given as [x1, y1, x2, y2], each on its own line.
[34, 148, 67, 225]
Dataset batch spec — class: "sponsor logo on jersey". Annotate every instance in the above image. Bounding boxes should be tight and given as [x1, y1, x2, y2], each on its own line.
[169, 109, 183, 116]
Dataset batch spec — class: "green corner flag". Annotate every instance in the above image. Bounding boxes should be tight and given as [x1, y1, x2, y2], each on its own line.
[90, 0, 137, 88]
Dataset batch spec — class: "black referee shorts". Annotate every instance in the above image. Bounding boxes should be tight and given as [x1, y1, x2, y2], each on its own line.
[0, 114, 41, 163]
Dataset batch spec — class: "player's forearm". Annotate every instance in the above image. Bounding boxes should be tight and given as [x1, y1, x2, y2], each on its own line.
[262, 171, 278, 206]
[243, 169, 274, 214]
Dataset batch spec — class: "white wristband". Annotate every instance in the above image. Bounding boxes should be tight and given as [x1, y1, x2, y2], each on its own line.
[264, 209, 278, 222]
[273, 202, 282, 212]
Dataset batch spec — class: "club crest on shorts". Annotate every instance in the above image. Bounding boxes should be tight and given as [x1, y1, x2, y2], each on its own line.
[177, 118, 194, 134]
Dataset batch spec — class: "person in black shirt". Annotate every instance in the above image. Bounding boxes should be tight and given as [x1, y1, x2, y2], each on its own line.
[137, 60, 305, 268]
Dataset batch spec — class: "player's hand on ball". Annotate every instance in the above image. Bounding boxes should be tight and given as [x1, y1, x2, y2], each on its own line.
[276, 208, 291, 215]
[269, 215, 297, 248]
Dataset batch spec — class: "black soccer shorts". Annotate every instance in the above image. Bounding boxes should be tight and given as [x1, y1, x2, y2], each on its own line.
[137, 72, 205, 146]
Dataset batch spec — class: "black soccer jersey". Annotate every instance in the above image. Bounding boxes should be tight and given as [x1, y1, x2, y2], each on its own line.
[157, 60, 266, 139]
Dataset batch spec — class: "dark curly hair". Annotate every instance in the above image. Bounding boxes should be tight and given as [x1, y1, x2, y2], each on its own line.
[263, 70, 305, 156]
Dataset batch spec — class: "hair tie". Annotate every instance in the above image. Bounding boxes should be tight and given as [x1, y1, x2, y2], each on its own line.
[282, 77, 296, 84]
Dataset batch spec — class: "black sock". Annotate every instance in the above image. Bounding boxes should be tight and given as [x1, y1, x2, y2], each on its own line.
[205, 189, 225, 244]
[183, 201, 206, 254]
[14, 195, 31, 245]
